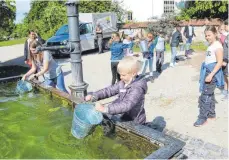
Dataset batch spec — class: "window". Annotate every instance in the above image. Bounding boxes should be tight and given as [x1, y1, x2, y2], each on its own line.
[86, 23, 93, 33]
[55, 25, 69, 36]
[80, 23, 93, 34]
[127, 12, 132, 21]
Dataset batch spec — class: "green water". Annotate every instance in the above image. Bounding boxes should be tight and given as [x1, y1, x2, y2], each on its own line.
[0, 82, 158, 159]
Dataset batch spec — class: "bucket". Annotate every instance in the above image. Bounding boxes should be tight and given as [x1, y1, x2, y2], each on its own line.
[125, 48, 133, 56]
[71, 103, 103, 139]
[15, 80, 33, 94]
[139, 40, 149, 53]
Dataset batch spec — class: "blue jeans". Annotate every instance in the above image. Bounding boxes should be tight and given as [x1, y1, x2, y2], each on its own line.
[186, 36, 193, 44]
[141, 57, 153, 75]
[44, 72, 68, 93]
[170, 47, 177, 65]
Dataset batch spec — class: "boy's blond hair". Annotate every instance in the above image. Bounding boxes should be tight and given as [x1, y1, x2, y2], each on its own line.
[118, 56, 142, 74]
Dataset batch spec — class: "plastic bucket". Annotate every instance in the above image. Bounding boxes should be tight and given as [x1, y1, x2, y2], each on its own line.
[125, 48, 133, 56]
[139, 40, 149, 53]
[15, 80, 33, 94]
[71, 103, 103, 139]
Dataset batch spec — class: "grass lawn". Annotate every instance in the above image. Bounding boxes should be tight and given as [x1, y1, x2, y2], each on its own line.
[133, 41, 207, 53]
[0, 38, 26, 47]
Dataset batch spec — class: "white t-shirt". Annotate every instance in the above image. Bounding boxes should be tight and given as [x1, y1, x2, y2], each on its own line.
[205, 41, 223, 64]
[156, 36, 165, 51]
[188, 26, 193, 36]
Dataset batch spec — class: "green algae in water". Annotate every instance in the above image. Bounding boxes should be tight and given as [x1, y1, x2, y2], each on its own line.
[0, 82, 158, 159]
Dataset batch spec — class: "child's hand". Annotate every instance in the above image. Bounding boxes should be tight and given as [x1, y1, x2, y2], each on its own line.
[95, 103, 105, 112]
[205, 74, 213, 83]
[85, 95, 92, 101]
[222, 62, 227, 66]
[22, 75, 27, 81]
[28, 74, 36, 81]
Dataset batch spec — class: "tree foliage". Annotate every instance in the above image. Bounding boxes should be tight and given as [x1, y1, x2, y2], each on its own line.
[176, 0, 228, 20]
[147, 13, 179, 42]
[12, 0, 126, 40]
[0, 0, 16, 40]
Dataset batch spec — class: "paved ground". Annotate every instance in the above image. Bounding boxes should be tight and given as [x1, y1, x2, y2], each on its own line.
[0, 44, 228, 158]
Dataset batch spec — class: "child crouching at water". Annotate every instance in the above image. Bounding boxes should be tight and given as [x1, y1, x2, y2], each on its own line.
[85, 56, 147, 124]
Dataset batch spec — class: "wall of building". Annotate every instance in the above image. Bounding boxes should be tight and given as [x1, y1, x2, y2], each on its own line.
[121, 0, 153, 22]
[120, 0, 185, 21]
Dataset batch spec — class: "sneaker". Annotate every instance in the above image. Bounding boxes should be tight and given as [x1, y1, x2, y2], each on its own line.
[150, 77, 154, 83]
[149, 72, 153, 77]
[193, 118, 207, 127]
[170, 63, 174, 67]
[221, 94, 228, 101]
[221, 90, 228, 96]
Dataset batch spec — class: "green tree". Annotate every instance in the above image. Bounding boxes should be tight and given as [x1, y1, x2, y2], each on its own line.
[79, 0, 127, 22]
[176, 0, 228, 20]
[14, 0, 126, 39]
[0, 0, 16, 40]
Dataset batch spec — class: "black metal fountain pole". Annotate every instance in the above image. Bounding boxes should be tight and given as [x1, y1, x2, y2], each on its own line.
[38, 0, 88, 102]
[66, 0, 88, 101]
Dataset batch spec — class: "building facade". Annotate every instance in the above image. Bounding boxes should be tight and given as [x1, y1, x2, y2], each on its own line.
[120, 0, 186, 21]
[164, 0, 175, 14]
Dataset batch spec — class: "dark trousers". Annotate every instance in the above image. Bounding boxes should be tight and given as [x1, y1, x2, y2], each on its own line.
[156, 50, 164, 72]
[111, 62, 120, 85]
[198, 71, 216, 120]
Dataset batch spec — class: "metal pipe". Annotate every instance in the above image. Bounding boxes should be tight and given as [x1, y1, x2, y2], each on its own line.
[66, 0, 88, 101]
[36, 0, 88, 102]
[37, 45, 69, 51]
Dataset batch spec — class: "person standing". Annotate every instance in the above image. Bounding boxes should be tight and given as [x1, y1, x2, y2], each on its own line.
[222, 20, 229, 100]
[183, 20, 196, 56]
[194, 26, 224, 127]
[109, 32, 129, 85]
[170, 26, 183, 67]
[24, 30, 37, 67]
[140, 33, 158, 78]
[155, 31, 165, 73]
[96, 23, 103, 54]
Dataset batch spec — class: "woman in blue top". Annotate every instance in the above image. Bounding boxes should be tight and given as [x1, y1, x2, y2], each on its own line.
[194, 26, 224, 127]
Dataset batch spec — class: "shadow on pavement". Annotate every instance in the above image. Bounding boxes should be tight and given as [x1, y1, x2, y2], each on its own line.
[145, 116, 167, 132]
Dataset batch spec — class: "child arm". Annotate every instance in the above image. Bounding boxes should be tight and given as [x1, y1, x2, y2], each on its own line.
[107, 86, 144, 114]
[92, 82, 120, 101]
[122, 43, 130, 49]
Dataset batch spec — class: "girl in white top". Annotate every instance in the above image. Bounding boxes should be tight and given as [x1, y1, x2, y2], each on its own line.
[194, 26, 223, 127]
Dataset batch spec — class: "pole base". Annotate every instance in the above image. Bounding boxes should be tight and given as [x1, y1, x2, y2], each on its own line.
[69, 83, 89, 103]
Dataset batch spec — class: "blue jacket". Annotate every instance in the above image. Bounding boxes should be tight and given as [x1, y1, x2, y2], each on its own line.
[199, 62, 224, 92]
[110, 42, 129, 62]
[149, 36, 158, 55]
[143, 37, 158, 59]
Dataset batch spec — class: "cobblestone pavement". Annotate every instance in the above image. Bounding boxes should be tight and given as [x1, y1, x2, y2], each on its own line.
[164, 129, 228, 159]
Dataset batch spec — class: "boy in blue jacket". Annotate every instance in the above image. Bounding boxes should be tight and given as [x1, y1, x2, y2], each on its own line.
[109, 32, 130, 85]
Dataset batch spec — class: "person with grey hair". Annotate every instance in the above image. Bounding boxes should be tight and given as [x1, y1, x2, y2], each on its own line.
[96, 23, 103, 54]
